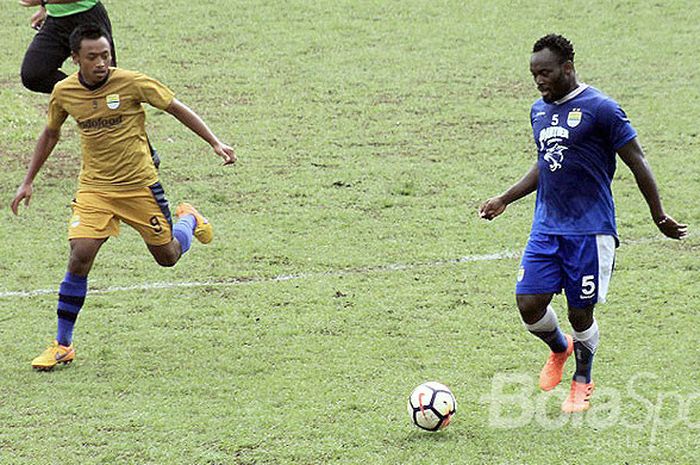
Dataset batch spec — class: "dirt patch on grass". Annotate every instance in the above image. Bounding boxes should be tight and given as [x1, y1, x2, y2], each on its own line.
[0, 77, 18, 89]
[478, 78, 531, 99]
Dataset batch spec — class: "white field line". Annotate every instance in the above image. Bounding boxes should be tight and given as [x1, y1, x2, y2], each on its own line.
[0, 251, 519, 300]
[1, 231, 693, 300]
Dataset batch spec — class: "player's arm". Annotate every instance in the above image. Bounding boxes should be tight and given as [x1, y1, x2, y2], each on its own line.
[20, 0, 84, 28]
[20, 0, 85, 6]
[617, 138, 687, 239]
[11, 126, 61, 215]
[479, 162, 539, 220]
[165, 98, 236, 165]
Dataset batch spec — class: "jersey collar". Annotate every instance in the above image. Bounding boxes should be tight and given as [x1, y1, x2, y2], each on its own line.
[553, 83, 589, 105]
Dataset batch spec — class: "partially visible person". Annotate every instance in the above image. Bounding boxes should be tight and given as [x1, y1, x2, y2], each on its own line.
[20, 0, 116, 94]
[11, 24, 236, 371]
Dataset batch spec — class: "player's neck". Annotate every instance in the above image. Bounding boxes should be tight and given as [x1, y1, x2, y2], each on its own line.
[78, 70, 110, 90]
[564, 77, 580, 95]
[554, 81, 588, 105]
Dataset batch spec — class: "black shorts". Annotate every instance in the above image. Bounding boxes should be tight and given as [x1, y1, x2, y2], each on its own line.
[20, 2, 116, 93]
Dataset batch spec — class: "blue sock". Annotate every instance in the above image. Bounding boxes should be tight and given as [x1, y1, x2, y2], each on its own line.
[523, 305, 569, 353]
[173, 214, 196, 254]
[56, 272, 87, 346]
[573, 342, 595, 383]
[573, 320, 599, 383]
[532, 329, 569, 353]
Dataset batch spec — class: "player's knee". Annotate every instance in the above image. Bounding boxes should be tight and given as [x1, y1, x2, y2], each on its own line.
[567, 307, 594, 332]
[20, 67, 49, 93]
[154, 252, 180, 267]
[148, 241, 182, 267]
[67, 253, 93, 276]
[516, 295, 548, 324]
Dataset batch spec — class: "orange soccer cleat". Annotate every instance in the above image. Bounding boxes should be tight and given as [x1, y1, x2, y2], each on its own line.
[561, 380, 595, 413]
[539, 334, 573, 391]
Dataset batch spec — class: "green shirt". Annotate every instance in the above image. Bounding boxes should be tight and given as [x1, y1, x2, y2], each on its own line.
[46, 0, 99, 18]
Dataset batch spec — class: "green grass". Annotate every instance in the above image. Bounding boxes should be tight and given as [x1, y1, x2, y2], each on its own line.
[1, 1, 699, 463]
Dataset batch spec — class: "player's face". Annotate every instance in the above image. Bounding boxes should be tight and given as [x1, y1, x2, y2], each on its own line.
[530, 48, 574, 103]
[73, 37, 112, 85]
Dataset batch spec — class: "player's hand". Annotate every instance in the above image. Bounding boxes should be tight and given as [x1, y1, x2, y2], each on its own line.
[29, 7, 46, 29]
[214, 143, 237, 166]
[11, 183, 33, 216]
[19, 0, 42, 7]
[479, 196, 507, 221]
[655, 215, 688, 240]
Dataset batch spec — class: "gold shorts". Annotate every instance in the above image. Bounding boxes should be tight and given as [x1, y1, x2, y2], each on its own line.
[68, 183, 173, 246]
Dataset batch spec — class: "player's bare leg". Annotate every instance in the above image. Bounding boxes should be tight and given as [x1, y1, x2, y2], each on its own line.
[517, 294, 554, 325]
[67, 238, 107, 276]
[147, 240, 182, 267]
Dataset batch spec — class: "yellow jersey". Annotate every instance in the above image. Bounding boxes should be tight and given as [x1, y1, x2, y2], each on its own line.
[47, 68, 175, 190]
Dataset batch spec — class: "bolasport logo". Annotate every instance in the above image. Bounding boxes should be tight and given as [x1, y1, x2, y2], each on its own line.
[481, 372, 700, 449]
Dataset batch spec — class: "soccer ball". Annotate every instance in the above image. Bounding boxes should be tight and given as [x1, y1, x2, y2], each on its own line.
[407, 381, 457, 431]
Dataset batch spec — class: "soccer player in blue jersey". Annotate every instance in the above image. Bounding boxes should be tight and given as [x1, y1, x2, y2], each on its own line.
[479, 34, 687, 413]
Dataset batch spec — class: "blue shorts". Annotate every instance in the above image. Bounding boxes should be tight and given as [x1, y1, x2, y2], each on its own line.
[516, 233, 616, 308]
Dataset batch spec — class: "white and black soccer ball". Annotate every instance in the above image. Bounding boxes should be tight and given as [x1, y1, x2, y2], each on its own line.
[407, 381, 457, 431]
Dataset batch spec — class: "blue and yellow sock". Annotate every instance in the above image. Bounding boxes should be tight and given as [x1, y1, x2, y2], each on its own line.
[56, 272, 87, 346]
[173, 214, 196, 254]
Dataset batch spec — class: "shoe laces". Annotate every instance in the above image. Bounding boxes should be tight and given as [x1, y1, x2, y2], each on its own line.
[569, 383, 593, 401]
[46, 341, 69, 354]
[38, 344, 59, 359]
[546, 351, 566, 366]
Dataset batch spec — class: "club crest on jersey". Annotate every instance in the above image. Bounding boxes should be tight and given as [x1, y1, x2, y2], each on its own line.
[543, 143, 567, 172]
[567, 109, 582, 128]
[106, 94, 120, 110]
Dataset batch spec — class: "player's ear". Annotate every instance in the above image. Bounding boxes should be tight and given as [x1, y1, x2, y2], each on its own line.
[71, 52, 79, 65]
[562, 60, 575, 75]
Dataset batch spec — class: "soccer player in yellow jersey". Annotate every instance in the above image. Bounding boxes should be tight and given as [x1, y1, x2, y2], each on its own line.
[10, 24, 236, 370]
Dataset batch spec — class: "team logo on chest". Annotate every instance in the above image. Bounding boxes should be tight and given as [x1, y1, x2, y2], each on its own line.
[567, 108, 582, 128]
[543, 143, 567, 172]
[106, 94, 120, 110]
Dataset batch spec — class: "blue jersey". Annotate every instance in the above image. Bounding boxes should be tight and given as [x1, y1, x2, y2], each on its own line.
[530, 84, 637, 238]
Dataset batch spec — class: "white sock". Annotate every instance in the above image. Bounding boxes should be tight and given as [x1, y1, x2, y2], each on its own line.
[523, 305, 560, 332]
[573, 319, 599, 354]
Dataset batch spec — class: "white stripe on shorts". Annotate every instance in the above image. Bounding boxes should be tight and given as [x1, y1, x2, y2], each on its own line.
[596, 235, 616, 303]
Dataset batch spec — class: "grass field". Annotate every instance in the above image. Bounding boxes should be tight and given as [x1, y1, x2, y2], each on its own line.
[1, 1, 699, 463]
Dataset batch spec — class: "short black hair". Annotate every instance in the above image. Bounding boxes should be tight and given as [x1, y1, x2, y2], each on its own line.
[532, 34, 575, 64]
[69, 23, 111, 54]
